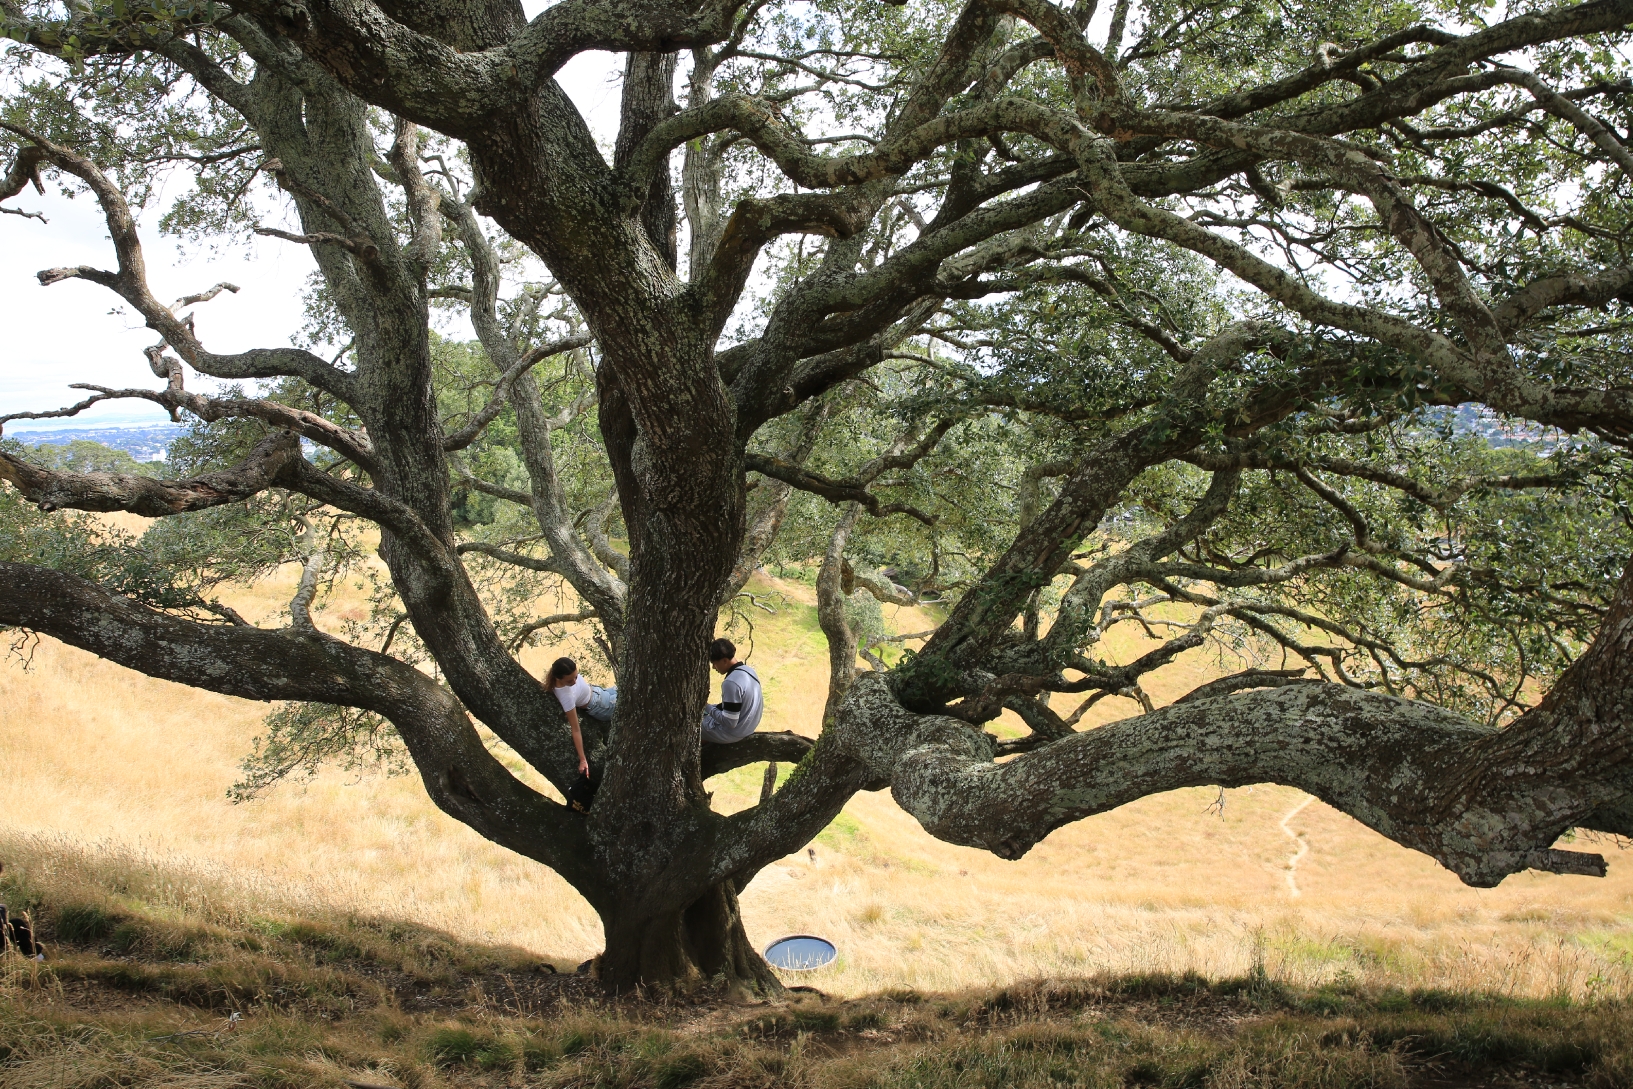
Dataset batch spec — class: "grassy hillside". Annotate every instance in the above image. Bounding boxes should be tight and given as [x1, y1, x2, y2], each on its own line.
[6, 835, 1633, 1089]
[2, 553, 1632, 1004]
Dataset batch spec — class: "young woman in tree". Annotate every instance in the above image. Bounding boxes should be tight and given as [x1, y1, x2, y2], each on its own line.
[544, 658, 616, 777]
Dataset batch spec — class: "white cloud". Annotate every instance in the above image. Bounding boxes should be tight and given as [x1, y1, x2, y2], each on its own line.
[1, 183, 316, 428]
[1, 40, 623, 431]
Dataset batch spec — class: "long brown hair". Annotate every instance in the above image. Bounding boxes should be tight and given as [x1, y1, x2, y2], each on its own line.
[547, 657, 577, 688]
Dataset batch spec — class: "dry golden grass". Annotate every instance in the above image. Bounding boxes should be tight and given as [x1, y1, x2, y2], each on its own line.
[13, 955, 1633, 1089]
[3, 556, 1631, 1000]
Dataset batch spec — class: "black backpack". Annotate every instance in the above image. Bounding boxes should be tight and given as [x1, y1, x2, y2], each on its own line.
[0, 906, 36, 957]
[566, 772, 598, 813]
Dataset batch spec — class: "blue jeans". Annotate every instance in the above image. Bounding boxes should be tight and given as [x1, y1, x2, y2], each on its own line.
[584, 685, 617, 722]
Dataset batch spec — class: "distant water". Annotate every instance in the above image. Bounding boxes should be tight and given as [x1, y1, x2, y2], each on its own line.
[8, 425, 183, 462]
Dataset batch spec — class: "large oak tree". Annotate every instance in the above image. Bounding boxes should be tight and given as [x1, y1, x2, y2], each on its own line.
[3, 0, 1633, 992]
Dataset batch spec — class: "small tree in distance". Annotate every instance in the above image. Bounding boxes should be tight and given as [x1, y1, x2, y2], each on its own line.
[3, 0, 1633, 992]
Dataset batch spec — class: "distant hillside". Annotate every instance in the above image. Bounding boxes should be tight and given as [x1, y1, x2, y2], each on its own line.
[1, 410, 1558, 468]
[9, 425, 183, 462]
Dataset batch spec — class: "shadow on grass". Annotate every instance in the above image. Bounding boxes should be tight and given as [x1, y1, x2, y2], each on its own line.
[5, 831, 1633, 1087]
[8, 954, 1633, 1087]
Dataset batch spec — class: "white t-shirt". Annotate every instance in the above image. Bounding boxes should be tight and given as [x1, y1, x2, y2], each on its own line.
[551, 676, 591, 713]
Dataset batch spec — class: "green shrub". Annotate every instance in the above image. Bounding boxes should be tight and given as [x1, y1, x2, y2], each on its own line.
[54, 904, 117, 943]
[843, 1008, 886, 1031]
[554, 1016, 634, 1055]
[423, 1024, 518, 1068]
[792, 1007, 841, 1032]
[654, 1049, 709, 1088]
[521, 1036, 562, 1068]
[108, 922, 145, 953]
[1407, 988, 1477, 1012]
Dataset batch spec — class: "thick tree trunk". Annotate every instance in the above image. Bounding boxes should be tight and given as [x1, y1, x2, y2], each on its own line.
[598, 881, 782, 995]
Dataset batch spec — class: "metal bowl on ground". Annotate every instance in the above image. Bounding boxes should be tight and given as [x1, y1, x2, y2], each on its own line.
[763, 934, 837, 971]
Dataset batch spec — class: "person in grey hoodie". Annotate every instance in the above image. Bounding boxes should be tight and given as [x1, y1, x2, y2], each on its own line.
[701, 638, 764, 744]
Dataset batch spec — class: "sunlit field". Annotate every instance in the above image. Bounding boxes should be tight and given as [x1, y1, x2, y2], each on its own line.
[3, 552, 1630, 1001]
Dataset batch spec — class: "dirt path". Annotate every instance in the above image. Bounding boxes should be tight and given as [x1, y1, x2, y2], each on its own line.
[1279, 794, 1316, 897]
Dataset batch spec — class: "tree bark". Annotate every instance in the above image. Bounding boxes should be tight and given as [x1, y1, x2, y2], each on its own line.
[0, 563, 601, 889]
[10, 0, 1633, 997]
[598, 881, 782, 994]
[825, 561, 1633, 887]
[0, 431, 299, 515]
[818, 505, 864, 724]
[701, 732, 812, 778]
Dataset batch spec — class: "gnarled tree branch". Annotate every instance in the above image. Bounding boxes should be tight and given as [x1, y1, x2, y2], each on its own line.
[0, 430, 300, 516]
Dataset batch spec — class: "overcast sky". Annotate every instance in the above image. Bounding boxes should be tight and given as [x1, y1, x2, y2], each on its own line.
[0, 40, 623, 432]
[1, 3, 1143, 434]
